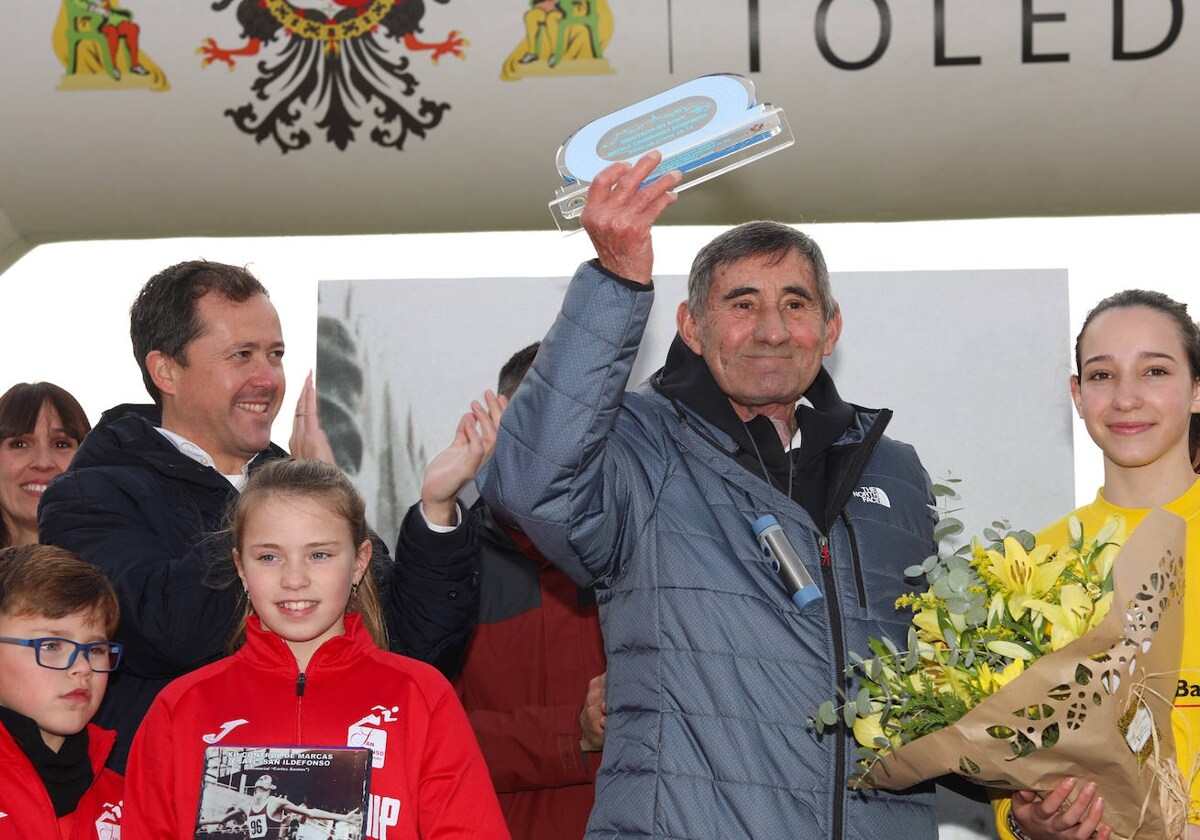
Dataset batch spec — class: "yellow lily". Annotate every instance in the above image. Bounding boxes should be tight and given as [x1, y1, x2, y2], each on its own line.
[977, 659, 1025, 695]
[1088, 514, 1125, 582]
[918, 658, 974, 702]
[912, 608, 968, 646]
[974, 661, 997, 693]
[912, 608, 944, 643]
[853, 704, 905, 752]
[985, 536, 1068, 620]
[1027, 584, 1113, 651]
[853, 710, 889, 749]
[986, 639, 1035, 660]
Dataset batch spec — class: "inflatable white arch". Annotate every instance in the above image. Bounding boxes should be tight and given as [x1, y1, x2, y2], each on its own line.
[2, 1, 1195, 271]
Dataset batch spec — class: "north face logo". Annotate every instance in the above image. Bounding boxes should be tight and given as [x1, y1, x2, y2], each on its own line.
[852, 486, 891, 508]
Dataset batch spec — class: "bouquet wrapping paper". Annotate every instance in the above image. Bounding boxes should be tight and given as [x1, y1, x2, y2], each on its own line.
[868, 508, 1188, 840]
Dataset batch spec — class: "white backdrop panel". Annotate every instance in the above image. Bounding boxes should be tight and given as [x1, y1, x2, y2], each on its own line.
[317, 266, 1072, 838]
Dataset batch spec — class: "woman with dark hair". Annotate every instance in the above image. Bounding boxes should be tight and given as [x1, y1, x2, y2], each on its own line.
[995, 290, 1200, 840]
[0, 383, 91, 547]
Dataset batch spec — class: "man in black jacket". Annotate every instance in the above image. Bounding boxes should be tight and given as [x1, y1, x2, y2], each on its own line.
[39, 260, 494, 770]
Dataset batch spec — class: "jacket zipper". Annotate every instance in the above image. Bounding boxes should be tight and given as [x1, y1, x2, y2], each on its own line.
[818, 533, 847, 840]
[295, 672, 306, 742]
[818, 409, 892, 839]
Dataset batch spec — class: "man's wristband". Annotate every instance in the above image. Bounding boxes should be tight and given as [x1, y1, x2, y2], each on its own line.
[1007, 810, 1034, 840]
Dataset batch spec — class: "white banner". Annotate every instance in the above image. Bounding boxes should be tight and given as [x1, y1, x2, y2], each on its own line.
[2, 2, 1196, 268]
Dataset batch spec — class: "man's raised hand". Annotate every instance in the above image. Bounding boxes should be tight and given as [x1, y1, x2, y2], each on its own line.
[580, 151, 682, 285]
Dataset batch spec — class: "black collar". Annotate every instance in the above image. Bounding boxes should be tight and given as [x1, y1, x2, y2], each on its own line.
[653, 335, 854, 456]
[651, 334, 856, 517]
[0, 705, 93, 816]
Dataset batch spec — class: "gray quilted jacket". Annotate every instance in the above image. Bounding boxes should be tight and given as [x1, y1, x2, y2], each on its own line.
[480, 261, 938, 839]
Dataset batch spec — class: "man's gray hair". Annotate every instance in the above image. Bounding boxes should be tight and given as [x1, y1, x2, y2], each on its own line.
[686, 221, 837, 321]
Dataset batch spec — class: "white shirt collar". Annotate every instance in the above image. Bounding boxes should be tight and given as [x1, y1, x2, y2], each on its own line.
[155, 427, 250, 490]
[788, 395, 813, 452]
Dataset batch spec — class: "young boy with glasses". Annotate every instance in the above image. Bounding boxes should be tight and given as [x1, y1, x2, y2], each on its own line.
[0, 544, 123, 838]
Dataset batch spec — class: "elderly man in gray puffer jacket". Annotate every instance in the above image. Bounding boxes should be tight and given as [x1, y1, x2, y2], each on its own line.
[479, 152, 939, 840]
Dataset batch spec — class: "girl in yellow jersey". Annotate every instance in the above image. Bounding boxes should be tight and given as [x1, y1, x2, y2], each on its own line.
[995, 290, 1200, 840]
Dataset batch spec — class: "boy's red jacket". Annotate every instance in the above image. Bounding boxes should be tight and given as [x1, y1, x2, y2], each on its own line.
[124, 613, 508, 840]
[0, 722, 123, 839]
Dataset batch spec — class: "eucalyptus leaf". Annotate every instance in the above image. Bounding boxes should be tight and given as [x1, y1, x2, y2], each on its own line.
[841, 701, 857, 727]
[965, 605, 988, 626]
[856, 687, 872, 716]
[818, 701, 839, 727]
[934, 519, 965, 542]
[946, 598, 971, 615]
[946, 566, 970, 592]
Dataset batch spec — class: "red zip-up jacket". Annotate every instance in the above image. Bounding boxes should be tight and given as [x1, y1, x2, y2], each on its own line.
[0, 722, 123, 839]
[124, 613, 508, 840]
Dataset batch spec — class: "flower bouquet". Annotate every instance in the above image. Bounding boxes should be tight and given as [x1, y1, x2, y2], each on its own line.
[813, 484, 1188, 839]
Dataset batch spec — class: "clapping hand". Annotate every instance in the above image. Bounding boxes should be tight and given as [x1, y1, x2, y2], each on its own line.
[288, 371, 337, 466]
[420, 390, 507, 527]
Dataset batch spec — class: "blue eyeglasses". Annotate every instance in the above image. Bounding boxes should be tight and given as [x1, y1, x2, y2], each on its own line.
[0, 636, 123, 672]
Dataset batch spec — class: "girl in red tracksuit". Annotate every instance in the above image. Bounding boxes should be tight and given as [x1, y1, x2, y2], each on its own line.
[124, 459, 509, 839]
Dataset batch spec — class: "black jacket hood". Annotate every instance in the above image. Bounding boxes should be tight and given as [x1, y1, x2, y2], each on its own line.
[651, 333, 873, 528]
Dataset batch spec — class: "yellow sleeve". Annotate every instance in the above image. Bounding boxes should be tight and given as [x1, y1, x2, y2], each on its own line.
[990, 788, 1020, 840]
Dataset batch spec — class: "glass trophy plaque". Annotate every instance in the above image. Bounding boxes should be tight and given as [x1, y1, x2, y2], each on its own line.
[549, 73, 794, 231]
